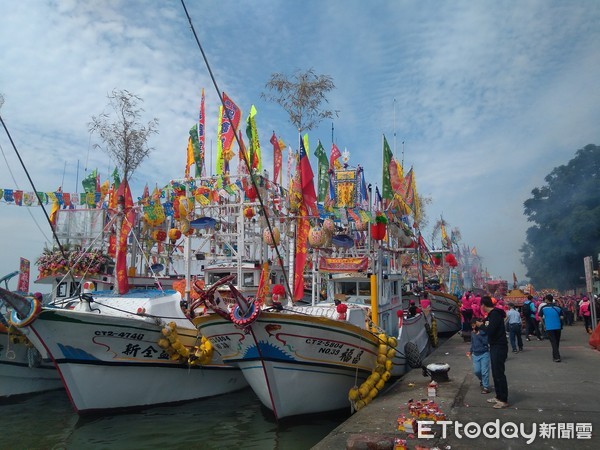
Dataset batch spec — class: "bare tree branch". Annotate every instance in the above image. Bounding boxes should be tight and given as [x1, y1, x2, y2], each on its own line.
[88, 89, 158, 182]
[261, 68, 338, 133]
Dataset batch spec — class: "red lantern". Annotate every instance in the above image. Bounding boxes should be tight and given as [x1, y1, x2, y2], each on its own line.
[246, 186, 257, 201]
[371, 223, 386, 240]
[154, 230, 167, 242]
[445, 253, 458, 267]
[244, 207, 255, 219]
[168, 228, 182, 241]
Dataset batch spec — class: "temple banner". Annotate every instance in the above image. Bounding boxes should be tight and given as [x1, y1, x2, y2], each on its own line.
[319, 257, 369, 273]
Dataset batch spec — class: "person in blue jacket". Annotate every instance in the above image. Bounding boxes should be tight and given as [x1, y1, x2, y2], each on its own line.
[466, 318, 491, 394]
[539, 294, 564, 362]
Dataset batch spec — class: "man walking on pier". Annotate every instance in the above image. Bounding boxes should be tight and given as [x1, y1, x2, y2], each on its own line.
[477, 296, 509, 408]
[540, 294, 564, 362]
[506, 303, 523, 353]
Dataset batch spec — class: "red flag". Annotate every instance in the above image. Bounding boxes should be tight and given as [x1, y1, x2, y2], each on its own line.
[299, 138, 317, 216]
[271, 131, 283, 184]
[115, 179, 135, 295]
[293, 204, 310, 300]
[330, 143, 341, 170]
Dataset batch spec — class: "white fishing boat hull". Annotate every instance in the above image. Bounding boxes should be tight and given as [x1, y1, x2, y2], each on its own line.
[196, 308, 380, 418]
[0, 331, 62, 397]
[427, 291, 461, 335]
[196, 302, 430, 419]
[21, 289, 246, 413]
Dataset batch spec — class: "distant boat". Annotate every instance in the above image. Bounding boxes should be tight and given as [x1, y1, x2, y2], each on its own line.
[424, 290, 461, 336]
[0, 270, 62, 398]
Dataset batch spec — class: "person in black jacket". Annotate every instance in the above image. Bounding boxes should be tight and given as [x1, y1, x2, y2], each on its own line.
[476, 295, 509, 408]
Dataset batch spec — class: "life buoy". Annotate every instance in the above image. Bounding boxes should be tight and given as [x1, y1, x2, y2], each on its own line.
[10, 298, 41, 328]
[230, 301, 260, 327]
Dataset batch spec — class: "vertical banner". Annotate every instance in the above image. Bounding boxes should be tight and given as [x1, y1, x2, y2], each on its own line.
[293, 204, 310, 301]
[17, 258, 30, 293]
[116, 180, 135, 295]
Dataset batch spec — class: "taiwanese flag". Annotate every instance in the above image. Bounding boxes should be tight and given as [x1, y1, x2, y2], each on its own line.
[299, 137, 317, 216]
[115, 179, 136, 294]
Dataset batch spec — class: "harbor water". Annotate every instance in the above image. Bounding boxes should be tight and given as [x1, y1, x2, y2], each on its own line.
[0, 387, 348, 449]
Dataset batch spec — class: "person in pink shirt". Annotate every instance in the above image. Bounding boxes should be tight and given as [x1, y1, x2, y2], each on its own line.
[472, 295, 483, 319]
[461, 292, 474, 339]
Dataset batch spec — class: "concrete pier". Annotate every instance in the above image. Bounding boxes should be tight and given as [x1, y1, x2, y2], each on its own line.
[313, 321, 599, 449]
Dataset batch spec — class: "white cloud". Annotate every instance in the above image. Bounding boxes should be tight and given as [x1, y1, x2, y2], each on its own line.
[1, 0, 600, 289]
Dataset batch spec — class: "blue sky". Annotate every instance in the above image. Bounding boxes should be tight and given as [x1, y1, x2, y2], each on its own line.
[1, 0, 600, 290]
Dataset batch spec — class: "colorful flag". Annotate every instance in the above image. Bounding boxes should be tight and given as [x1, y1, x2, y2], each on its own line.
[375, 186, 383, 210]
[441, 222, 450, 249]
[256, 262, 270, 304]
[358, 166, 369, 208]
[270, 131, 284, 184]
[111, 168, 121, 189]
[293, 203, 310, 301]
[245, 105, 261, 171]
[216, 106, 224, 175]
[82, 169, 97, 194]
[198, 88, 206, 176]
[17, 257, 30, 293]
[471, 247, 478, 256]
[299, 135, 317, 216]
[409, 169, 421, 223]
[314, 141, 329, 202]
[220, 92, 241, 164]
[115, 179, 135, 295]
[381, 136, 393, 200]
[187, 123, 203, 177]
[402, 168, 415, 209]
[330, 143, 342, 170]
[237, 130, 250, 179]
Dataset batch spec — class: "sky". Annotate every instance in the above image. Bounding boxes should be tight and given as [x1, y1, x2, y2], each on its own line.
[1, 0, 600, 292]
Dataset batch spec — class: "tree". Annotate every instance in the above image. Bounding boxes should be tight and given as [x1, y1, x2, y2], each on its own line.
[520, 144, 600, 290]
[261, 68, 338, 133]
[88, 89, 158, 182]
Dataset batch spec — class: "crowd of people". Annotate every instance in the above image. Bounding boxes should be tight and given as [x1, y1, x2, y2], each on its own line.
[460, 290, 597, 409]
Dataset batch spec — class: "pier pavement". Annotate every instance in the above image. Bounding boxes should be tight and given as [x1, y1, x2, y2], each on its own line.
[313, 321, 599, 449]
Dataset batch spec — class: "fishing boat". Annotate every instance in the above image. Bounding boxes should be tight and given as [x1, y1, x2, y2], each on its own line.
[0, 283, 247, 413]
[0, 270, 63, 398]
[0, 184, 254, 413]
[424, 290, 461, 336]
[192, 161, 432, 419]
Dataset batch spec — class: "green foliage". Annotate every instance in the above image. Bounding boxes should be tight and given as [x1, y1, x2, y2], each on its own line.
[520, 144, 600, 290]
